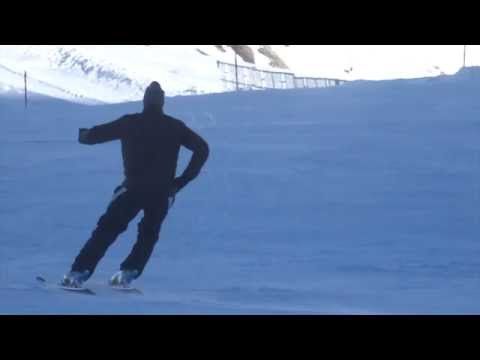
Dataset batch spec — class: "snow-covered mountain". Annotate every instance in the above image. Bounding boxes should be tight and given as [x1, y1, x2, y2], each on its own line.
[0, 45, 477, 104]
[0, 45, 300, 103]
[0, 45, 221, 103]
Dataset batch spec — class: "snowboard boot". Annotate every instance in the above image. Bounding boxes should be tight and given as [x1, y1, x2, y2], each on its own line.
[60, 270, 91, 288]
[109, 269, 139, 288]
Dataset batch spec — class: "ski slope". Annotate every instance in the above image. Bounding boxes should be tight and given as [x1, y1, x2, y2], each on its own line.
[1, 67, 480, 314]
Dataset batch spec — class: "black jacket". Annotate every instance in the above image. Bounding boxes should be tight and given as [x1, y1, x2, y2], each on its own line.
[79, 110, 209, 195]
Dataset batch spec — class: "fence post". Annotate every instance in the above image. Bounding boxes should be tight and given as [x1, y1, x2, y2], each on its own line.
[234, 53, 239, 91]
[24, 71, 28, 109]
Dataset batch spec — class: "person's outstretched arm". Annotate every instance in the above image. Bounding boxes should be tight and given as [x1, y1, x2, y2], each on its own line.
[79, 116, 129, 145]
[174, 123, 210, 193]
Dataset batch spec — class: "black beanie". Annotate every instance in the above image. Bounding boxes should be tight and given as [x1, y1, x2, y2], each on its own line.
[143, 81, 164, 111]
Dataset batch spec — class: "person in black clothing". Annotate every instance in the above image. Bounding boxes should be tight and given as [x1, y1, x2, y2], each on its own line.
[61, 82, 209, 288]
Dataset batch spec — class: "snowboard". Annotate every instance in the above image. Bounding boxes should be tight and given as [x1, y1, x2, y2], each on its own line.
[36, 276, 96, 295]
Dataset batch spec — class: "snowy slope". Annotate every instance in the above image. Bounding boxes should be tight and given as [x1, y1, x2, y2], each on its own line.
[1, 67, 480, 314]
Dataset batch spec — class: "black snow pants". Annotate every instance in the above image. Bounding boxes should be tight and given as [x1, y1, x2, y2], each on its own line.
[71, 185, 170, 280]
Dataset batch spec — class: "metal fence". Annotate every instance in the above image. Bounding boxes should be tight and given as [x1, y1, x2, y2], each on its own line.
[217, 61, 347, 91]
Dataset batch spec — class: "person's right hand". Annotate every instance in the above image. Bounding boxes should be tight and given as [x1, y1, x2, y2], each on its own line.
[78, 128, 90, 144]
[168, 178, 184, 208]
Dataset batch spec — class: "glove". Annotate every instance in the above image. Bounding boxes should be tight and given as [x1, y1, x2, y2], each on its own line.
[167, 177, 186, 209]
[79, 128, 90, 144]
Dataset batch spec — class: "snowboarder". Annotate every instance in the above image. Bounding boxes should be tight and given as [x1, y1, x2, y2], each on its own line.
[61, 81, 210, 289]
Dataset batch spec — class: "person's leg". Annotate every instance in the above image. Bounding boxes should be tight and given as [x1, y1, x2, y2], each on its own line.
[120, 197, 169, 278]
[71, 188, 141, 278]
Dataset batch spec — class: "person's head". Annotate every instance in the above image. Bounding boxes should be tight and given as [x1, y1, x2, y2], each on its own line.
[143, 81, 165, 112]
